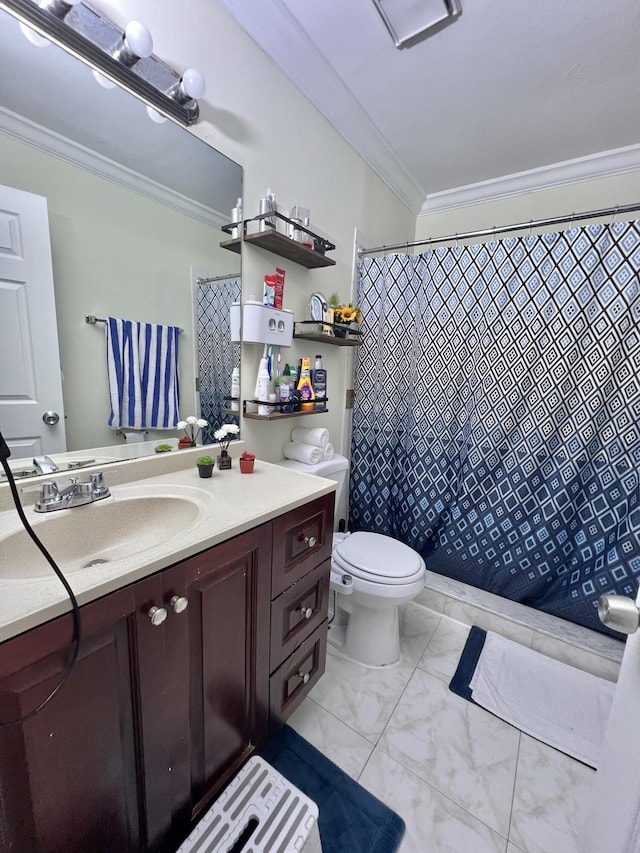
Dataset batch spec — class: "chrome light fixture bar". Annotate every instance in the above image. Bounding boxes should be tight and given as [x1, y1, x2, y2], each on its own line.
[1, 0, 203, 125]
[373, 0, 462, 48]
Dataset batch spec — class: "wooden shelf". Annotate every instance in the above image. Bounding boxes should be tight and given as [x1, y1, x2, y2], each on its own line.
[219, 237, 241, 255]
[242, 400, 328, 420]
[294, 331, 361, 347]
[241, 230, 335, 268]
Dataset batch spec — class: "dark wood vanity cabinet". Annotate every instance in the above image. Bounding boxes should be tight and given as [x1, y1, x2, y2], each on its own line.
[0, 492, 334, 852]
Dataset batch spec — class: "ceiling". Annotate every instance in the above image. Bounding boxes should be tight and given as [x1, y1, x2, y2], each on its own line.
[220, 0, 640, 215]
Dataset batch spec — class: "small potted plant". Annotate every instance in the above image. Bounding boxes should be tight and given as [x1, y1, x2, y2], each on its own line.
[196, 455, 215, 478]
[214, 423, 240, 470]
[239, 451, 255, 474]
[154, 443, 173, 453]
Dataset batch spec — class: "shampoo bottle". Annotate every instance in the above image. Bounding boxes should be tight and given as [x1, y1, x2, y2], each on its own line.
[230, 197, 242, 239]
[256, 358, 271, 416]
[312, 354, 327, 412]
[297, 357, 315, 412]
[259, 188, 276, 232]
[230, 366, 240, 411]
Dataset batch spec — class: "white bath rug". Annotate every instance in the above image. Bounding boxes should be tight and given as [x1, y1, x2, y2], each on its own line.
[450, 626, 615, 769]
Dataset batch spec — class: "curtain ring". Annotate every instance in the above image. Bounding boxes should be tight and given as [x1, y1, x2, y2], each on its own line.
[611, 204, 619, 224]
[570, 212, 575, 230]
[455, 233, 459, 247]
[528, 219, 533, 236]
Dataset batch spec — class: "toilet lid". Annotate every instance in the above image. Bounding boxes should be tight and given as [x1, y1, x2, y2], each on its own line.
[333, 532, 425, 583]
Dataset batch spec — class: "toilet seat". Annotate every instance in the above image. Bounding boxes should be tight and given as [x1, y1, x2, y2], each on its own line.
[333, 531, 425, 586]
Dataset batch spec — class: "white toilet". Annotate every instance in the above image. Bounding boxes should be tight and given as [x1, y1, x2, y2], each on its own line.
[277, 454, 426, 666]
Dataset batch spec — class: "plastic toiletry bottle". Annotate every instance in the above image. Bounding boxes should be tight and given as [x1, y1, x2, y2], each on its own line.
[312, 354, 327, 412]
[230, 197, 242, 239]
[280, 364, 293, 413]
[256, 358, 271, 416]
[230, 367, 240, 411]
[259, 188, 276, 232]
[297, 357, 315, 412]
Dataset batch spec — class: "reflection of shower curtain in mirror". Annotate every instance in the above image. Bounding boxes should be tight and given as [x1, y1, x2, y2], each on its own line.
[351, 221, 640, 634]
[195, 279, 241, 444]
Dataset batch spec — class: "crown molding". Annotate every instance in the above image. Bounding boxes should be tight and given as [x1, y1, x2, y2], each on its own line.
[218, 0, 425, 214]
[0, 106, 226, 229]
[420, 144, 640, 216]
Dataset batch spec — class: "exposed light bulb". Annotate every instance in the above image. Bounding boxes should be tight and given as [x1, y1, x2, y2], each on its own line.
[180, 68, 205, 100]
[146, 106, 167, 124]
[19, 23, 51, 47]
[124, 21, 153, 59]
[92, 69, 116, 89]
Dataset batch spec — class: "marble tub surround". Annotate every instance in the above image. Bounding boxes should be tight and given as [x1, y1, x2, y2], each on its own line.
[0, 453, 335, 642]
[289, 580, 618, 853]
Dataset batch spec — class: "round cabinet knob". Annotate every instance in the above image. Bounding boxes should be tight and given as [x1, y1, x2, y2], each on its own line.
[148, 605, 168, 627]
[170, 595, 189, 614]
[598, 595, 640, 634]
[298, 671, 310, 684]
[300, 606, 313, 619]
[304, 535, 317, 548]
[42, 411, 60, 425]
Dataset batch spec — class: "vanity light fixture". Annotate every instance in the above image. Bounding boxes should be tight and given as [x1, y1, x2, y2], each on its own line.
[372, 0, 462, 48]
[1, 0, 204, 125]
[111, 20, 153, 67]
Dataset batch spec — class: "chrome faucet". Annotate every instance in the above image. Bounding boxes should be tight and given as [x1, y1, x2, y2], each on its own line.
[28, 472, 111, 513]
[33, 455, 59, 475]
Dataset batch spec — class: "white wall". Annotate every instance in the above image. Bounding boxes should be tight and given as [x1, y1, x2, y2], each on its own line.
[101, 0, 416, 463]
[415, 169, 640, 243]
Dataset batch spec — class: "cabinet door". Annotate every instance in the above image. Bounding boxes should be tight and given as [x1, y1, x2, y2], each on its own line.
[163, 524, 271, 825]
[0, 581, 161, 853]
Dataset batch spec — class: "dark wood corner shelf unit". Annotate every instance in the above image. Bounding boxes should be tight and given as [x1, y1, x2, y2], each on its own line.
[242, 400, 328, 421]
[220, 212, 336, 269]
[293, 321, 362, 347]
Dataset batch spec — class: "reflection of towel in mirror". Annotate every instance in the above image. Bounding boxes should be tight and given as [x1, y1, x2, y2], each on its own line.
[283, 441, 322, 465]
[290, 427, 329, 447]
[106, 317, 180, 430]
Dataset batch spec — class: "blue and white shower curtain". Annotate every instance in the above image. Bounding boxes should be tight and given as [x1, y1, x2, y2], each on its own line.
[351, 221, 640, 633]
[195, 279, 241, 444]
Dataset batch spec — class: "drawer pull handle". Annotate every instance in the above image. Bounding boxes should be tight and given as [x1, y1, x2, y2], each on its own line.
[298, 671, 310, 684]
[300, 606, 313, 619]
[170, 595, 189, 614]
[148, 606, 168, 627]
[304, 535, 317, 548]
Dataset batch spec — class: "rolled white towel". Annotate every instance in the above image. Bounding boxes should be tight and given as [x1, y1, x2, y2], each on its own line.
[322, 442, 334, 459]
[290, 427, 329, 448]
[283, 441, 322, 465]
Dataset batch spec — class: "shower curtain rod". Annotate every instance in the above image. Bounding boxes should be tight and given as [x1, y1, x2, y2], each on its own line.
[196, 273, 241, 284]
[358, 201, 640, 257]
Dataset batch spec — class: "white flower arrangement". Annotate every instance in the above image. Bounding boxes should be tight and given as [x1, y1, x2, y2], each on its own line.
[177, 415, 209, 446]
[214, 423, 240, 452]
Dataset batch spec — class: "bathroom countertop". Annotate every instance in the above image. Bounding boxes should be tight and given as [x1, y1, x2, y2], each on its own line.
[0, 454, 336, 644]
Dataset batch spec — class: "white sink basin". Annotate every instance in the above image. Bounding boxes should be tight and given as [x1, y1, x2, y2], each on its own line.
[0, 484, 212, 579]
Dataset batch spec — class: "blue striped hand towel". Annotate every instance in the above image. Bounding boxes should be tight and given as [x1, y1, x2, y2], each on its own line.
[106, 317, 180, 430]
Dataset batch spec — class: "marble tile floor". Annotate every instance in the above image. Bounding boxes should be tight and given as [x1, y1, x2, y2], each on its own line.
[288, 579, 624, 853]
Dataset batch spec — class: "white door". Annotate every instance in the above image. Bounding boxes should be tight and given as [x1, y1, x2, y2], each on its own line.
[580, 588, 640, 851]
[0, 184, 65, 458]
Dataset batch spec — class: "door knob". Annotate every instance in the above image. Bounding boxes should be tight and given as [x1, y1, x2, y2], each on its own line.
[298, 671, 310, 684]
[42, 411, 60, 425]
[299, 606, 313, 619]
[598, 595, 640, 634]
[170, 595, 188, 614]
[148, 605, 168, 626]
[304, 535, 317, 548]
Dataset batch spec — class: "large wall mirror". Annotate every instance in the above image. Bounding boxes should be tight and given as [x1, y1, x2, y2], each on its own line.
[0, 9, 242, 474]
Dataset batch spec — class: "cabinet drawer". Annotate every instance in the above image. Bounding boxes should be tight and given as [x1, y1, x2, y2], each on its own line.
[270, 559, 330, 672]
[269, 623, 327, 727]
[271, 493, 334, 597]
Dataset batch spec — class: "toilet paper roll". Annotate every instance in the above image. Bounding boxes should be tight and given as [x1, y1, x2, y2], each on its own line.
[123, 430, 146, 444]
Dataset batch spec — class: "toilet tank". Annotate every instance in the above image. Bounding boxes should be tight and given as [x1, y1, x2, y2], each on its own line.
[276, 454, 349, 530]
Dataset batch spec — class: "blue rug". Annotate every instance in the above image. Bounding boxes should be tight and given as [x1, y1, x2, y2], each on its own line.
[260, 725, 405, 853]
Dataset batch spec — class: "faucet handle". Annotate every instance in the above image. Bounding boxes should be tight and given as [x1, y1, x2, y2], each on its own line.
[90, 472, 110, 498]
[23, 479, 59, 498]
